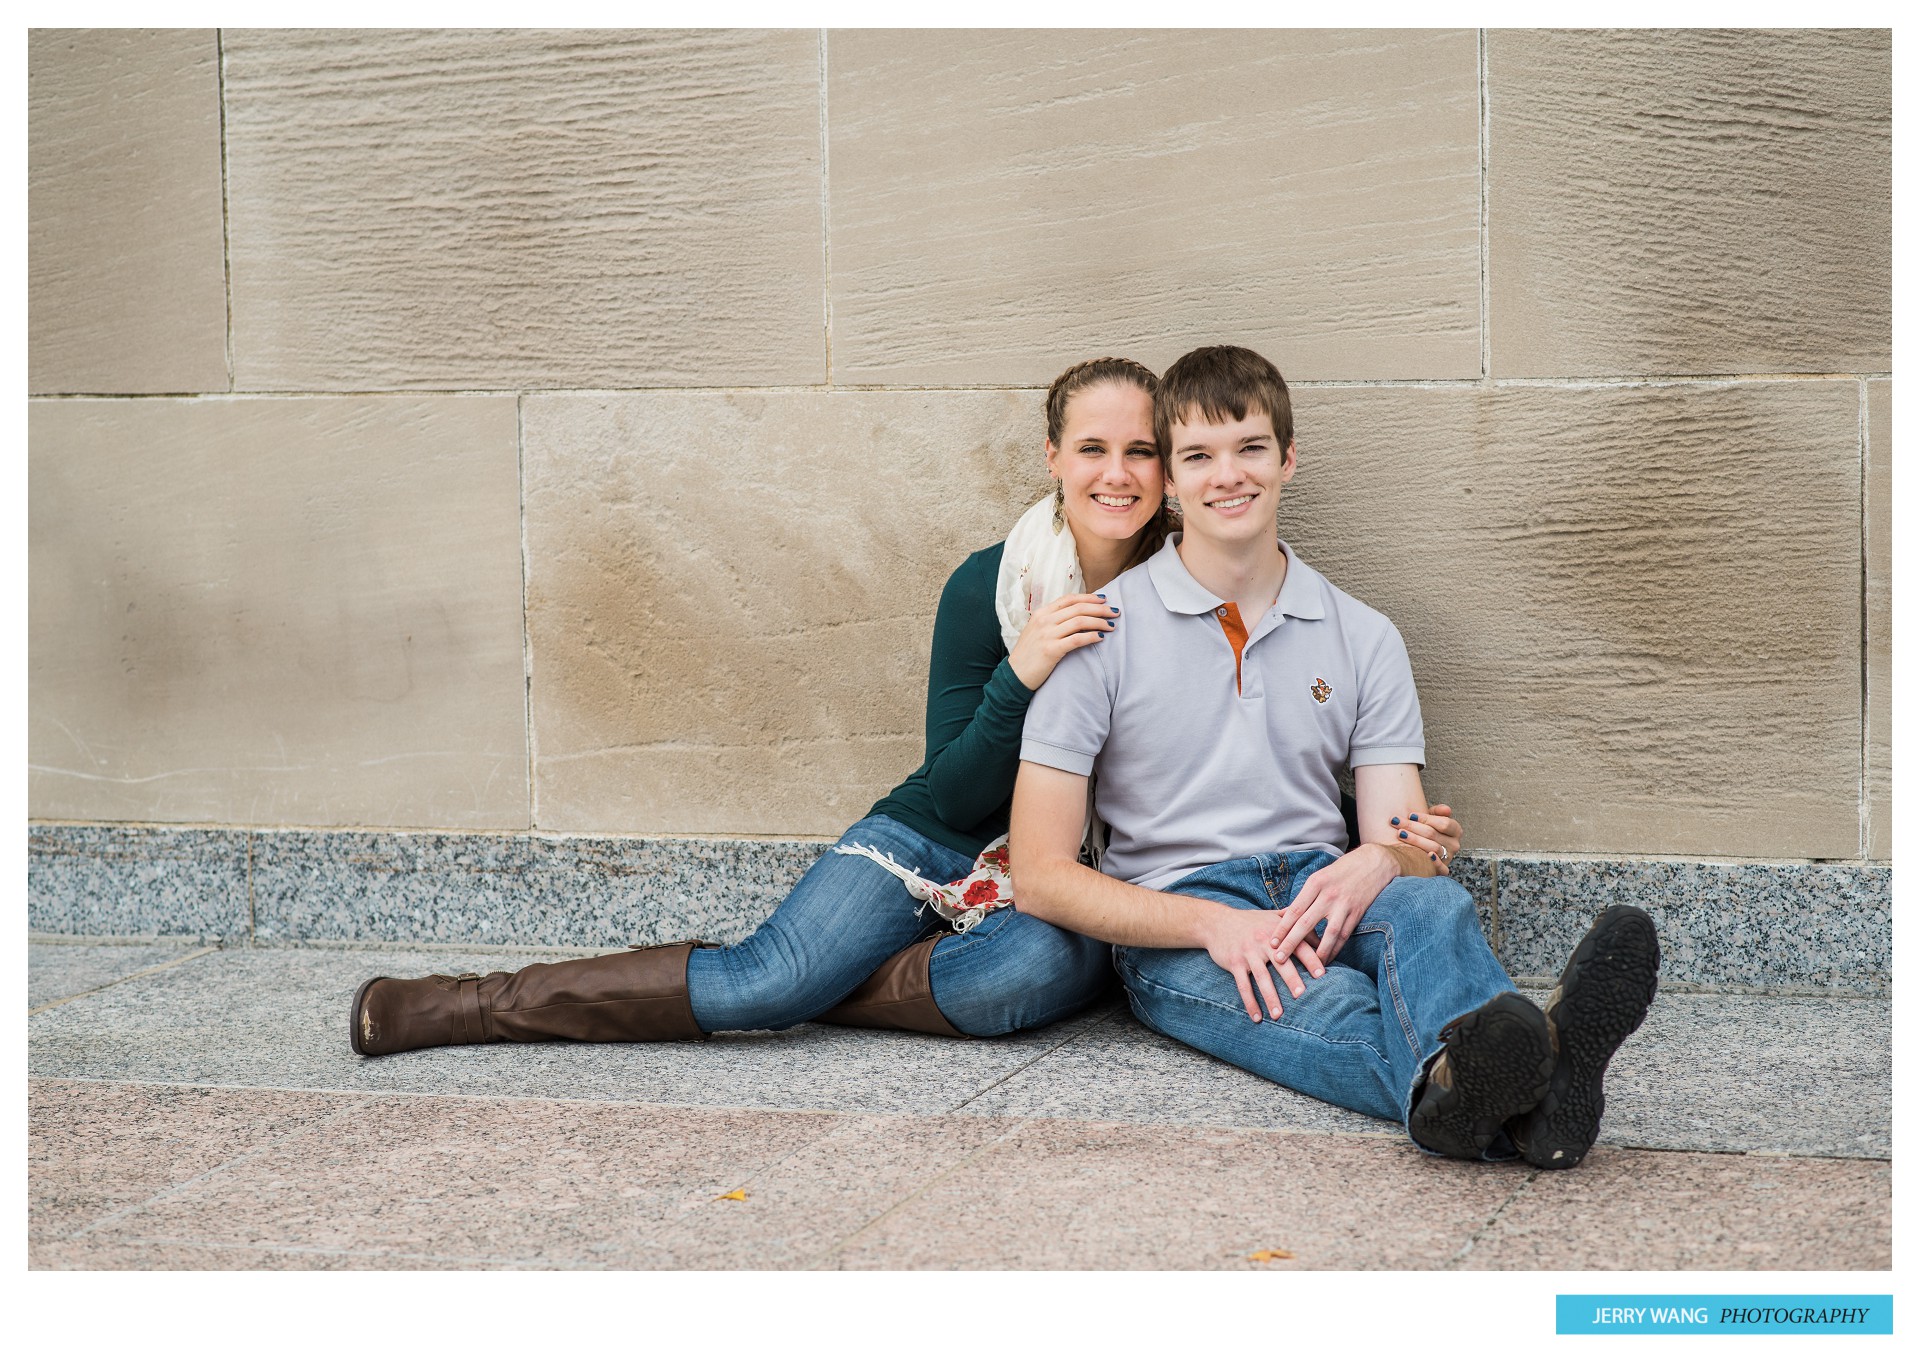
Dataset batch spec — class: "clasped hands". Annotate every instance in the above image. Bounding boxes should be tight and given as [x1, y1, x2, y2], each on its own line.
[1200, 807, 1461, 1024]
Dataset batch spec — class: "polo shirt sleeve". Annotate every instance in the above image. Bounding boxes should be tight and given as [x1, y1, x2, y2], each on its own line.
[1019, 641, 1111, 779]
[1349, 620, 1426, 768]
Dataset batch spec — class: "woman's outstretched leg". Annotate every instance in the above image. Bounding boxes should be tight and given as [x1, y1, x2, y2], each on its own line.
[687, 815, 966, 1032]
[352, 814, 964, 1055]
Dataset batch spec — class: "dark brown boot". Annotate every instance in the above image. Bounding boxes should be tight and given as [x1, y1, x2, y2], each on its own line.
[350, 942, 707, 1057]
[813, 937, 968, 1038]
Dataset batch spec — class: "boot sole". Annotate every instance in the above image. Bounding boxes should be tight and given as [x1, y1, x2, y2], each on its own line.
[349, 976, 385, 1057]
[1409, 992, 1555, 1160]
[1521, 905, 1660, 1170]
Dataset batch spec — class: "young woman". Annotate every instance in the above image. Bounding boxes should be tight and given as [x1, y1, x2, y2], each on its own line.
[351, 358, 1465, 1054]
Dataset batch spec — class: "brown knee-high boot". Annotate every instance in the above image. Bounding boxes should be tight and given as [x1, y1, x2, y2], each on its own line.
[350, 942, 707, 1057]
[813, 936, 967, 1038]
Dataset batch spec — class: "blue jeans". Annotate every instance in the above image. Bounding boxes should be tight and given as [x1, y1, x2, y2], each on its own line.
[1114, 851, 1515, 1140]
[687, 814, 1114, 1036]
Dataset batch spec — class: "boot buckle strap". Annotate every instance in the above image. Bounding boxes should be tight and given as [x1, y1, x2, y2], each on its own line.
[453, 973, 484, 1046]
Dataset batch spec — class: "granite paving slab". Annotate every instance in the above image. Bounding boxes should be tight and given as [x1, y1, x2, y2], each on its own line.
[30, 1079, 1889, 1271]
[76, 1093, 848, 1268]
[27, 944, 1112, 1117]
[29, 1080, 358, 1244]
[1454, 1147, 1892, 1270]
[28, 940, 219, 1010]
[29, 1239, 464, 1270]
[834, 1119, 1526, 1270]
[624, 1112, 1021, 1269]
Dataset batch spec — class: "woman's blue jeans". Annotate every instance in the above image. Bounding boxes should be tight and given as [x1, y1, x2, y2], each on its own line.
[1113, 851, 1515, 1132]
[687, 814, 1114, 1037]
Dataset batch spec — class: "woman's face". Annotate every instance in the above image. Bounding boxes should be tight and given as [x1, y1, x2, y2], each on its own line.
[1044, 381, 1163, 545]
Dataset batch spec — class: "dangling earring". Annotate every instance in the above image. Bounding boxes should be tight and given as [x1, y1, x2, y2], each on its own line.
[1052, 478, 1065, 534]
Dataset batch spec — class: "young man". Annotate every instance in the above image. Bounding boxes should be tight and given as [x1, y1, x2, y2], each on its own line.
[1008, 345, 1660, 1167]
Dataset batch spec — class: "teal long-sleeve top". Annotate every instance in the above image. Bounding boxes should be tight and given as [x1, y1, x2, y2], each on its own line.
[866, 541, 1364, 862]
[867, 543, 1033, 858]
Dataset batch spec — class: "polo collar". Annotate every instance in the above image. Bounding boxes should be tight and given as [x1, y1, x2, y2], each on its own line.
[1146, 533, 1326, 621]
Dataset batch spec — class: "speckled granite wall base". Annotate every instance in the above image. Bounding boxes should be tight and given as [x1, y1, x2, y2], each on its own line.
[29, 826, 251, 942]
[26, 826, 1890, 992]
[1496, 858, 1891, 993]
[246, 829, 827, 948]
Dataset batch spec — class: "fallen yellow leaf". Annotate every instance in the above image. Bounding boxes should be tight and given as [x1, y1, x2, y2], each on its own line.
[716, 1188, 748, 1202]
[1246, 1249, 1294, 1263]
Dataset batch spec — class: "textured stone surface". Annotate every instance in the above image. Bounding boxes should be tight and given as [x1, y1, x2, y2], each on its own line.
[523, 390, 1051, 836]
[837, 1120, 1517, 1270]
[222, 29, 824, 390]
[27, 827, 250, 942]
[1865, 381, 1890, 859]
[1498, 860, 1889, 992]
[638, 1112, 1017, 1269]
[78, 1093, 842, 1267]
[29, 397, 528, 830]
[1488, 30, 1890, 376]
[29, 29, 228, 394]
[29, 940, 219, 1011]
[31, 1078, 1889, 1271]
[1598, 990, 1890, 1159]
[1286, 382, 1861, 858]
[827, 29, 1480, 386]
[250, 828, 825, 947]
[29, 1081, 353, 1244]
[1456, 1149, 1891, 1270]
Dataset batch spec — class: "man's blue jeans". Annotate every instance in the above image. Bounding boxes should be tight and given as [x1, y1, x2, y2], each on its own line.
[688, 813, 1113, 1036]
[1113, 851, 1515, 1138]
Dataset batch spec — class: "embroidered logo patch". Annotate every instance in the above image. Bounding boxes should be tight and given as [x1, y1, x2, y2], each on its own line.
[1309, 678, 1333, 704]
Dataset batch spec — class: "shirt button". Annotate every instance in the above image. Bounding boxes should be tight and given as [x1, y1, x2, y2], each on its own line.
[1216, 606, 1227, 617]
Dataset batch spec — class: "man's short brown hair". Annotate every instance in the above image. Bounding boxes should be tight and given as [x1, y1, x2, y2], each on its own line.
[1154, 345, 1294, 460]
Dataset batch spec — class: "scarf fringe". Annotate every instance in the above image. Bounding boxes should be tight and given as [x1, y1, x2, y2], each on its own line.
[832, 843, 1000, 933]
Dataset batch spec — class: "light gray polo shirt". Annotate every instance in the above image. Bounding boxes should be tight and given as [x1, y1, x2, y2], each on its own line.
[1021, 534, 1425, 891]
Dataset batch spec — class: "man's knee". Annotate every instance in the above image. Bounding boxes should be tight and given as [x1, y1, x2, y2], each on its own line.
[1369, 874, 1492, 945]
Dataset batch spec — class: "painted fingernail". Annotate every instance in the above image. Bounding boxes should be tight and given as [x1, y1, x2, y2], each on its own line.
[1105, 620, 1115, 629]
[1398, 831, 1408, 839]
[1430, 853, 1438, 861]
[1410, 814, 1419, 821]
[1390, 816, 1400, 825]
[1096, 592, 1106, 599]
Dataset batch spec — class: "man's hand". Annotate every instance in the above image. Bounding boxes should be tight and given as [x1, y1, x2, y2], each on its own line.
[1269, 844, 1400, 966]
[1201, 905, 1325, 1023]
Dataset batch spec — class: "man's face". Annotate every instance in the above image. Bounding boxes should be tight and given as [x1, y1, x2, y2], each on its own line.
[1163, 406, 1294, 549]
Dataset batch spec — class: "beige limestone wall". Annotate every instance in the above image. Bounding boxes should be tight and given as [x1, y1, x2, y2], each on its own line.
[29, 28, 1891, 864]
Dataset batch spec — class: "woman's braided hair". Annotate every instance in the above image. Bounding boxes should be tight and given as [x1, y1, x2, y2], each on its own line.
[1044, 356, 1159, 445]
[1043, 356, 1174, 571]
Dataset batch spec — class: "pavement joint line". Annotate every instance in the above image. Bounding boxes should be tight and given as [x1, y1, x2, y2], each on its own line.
[60, 1093, 377, 1246]
[821, 1117, 1035, 1265]
[942, 1006, 1123, 1115]
[29, 946, 225, 1015]
[26, 1076, 1893, 1163]
[1443, 1168, 1539, 1270]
